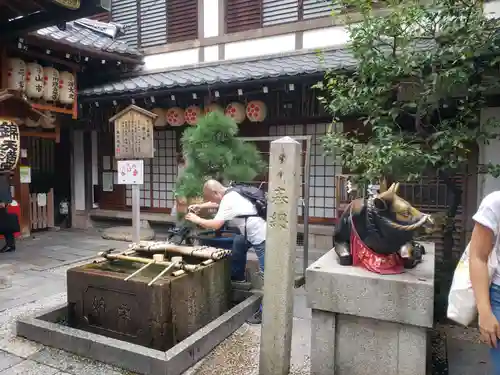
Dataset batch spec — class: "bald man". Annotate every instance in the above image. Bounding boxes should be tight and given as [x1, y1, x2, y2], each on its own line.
[185, 180, 266, 324]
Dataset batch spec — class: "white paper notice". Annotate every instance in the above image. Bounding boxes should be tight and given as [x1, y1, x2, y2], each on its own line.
[117, 160, 144, 185]
[37, 193, 47, 207]
[19, 166, 31, 184]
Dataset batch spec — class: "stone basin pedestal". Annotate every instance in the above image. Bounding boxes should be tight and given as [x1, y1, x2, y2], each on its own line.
[67, 258, 231, 351]
[306, 243, 435, 375]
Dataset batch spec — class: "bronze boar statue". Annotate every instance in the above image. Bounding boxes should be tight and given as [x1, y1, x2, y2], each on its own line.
[333, 182, 434, 274]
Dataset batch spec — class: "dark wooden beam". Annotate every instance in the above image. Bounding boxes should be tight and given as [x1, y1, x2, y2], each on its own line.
[8, 47, 82, 71]
[0, 1, 107, 39]
[22, 35, 143, 64]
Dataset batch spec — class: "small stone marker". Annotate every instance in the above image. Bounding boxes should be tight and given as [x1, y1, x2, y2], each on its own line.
[259, 136, 301, 375]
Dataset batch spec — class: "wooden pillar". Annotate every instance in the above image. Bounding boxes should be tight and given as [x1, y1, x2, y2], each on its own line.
[83, 131, 93, 212]
[18, 137, 31, 235]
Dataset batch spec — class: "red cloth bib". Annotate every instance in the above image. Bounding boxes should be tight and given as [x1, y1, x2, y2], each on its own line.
[350, 220, 404, 275]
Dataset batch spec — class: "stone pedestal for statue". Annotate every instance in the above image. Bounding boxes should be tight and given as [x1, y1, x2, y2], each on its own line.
[306, 242, 435, 375]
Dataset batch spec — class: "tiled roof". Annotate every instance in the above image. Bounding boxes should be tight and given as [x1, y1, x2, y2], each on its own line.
[80, 48, 356, 98]
[33, 19, 142, 58]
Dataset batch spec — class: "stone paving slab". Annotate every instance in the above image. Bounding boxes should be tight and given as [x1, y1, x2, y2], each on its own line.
[0, 230, 127, 312]
[29, 347, 133, 375]
[0, 350, 23, 371]
[0, 359, 60, 375]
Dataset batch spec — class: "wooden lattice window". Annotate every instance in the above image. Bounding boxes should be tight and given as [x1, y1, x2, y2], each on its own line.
[111, 0, 139, 48]
[167, 0, 198, 43]
[111, 0, 198, 49]
[226, 0, 263, 33]
[139, 0, 167, 47]
[226, 0, 338, 33]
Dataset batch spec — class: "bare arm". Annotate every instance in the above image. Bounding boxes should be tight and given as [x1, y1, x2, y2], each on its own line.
[470, 222, 495, 316]
[199, 201, 219, 209]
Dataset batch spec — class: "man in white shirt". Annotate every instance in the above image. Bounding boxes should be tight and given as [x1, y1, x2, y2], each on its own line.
[185, 179, 266, 324]
[470, 191, 500, 372]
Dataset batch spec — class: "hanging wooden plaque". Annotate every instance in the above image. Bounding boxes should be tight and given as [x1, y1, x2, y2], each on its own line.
[110, 105, 157, 159]
[51, 0, 80, 10]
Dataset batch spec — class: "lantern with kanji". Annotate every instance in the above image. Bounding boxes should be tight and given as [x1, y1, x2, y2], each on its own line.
[6, 58, 26, 91]
[205, 103, 223, 114]
[246, 100, 267, 122]
[59, 71, 76, 105]
[151, 108, 167, 128]
[0, 119, 20, 172]
[166, 107, 185, 126]
[42, 67, 60, 102]
[225, 102, 246, 124]
[25, 63, 44, 99]
[184, 106, 201, 126]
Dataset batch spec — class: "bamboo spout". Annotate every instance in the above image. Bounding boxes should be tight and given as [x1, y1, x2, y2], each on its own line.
[130, 241, 232, 260]
[97, 252, 199, 272]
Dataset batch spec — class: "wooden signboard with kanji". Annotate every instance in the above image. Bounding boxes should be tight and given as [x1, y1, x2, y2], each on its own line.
[109, 105, 158, 159]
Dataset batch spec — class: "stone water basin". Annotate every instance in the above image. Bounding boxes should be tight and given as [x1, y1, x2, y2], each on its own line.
[17, 252, 261, 375]
[67, 256, 232, 351]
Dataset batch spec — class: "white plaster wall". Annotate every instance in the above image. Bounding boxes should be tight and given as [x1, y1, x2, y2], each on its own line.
[225, 34, 296, 60]
[73, 130, 85, 211]
[204, 45, 219, 62]
[91, 131, 98, 185]
[478, 107, 500, 206]
[302, 26, 349, 50]
[485, 0, 500, 18]
[203, 0, 219, 38]
[144, 48, 200, 71]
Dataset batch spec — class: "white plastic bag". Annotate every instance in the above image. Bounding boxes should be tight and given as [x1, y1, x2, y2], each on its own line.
[447, 244, 498, 326]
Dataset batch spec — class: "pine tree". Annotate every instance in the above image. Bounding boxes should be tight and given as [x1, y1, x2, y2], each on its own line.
[175, 111, 265, 199]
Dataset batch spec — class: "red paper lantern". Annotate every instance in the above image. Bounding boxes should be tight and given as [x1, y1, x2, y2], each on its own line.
[184, 106, 201, 126]
[166, 107, 185, 126]
[246, 100, 267, 123]
[224, 102, 246, 124]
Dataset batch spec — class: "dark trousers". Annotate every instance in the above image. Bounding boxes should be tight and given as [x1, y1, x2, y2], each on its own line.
[0, 207, 15, 247]
[231, 234, 265, 281]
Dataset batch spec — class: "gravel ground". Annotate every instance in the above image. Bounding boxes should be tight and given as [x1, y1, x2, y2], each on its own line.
[183, 321, 310, 375]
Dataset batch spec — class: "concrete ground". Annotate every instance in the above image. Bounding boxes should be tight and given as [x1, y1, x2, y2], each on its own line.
[0, 229, 314, 375]
[443, 324, 493, 375]
[0, 229, 493, 374]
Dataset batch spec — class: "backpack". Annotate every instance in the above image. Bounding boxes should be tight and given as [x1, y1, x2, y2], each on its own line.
[226, 184, 267, 220]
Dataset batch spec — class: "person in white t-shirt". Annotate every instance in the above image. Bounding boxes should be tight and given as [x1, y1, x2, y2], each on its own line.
[185, 179, 266, 324]
[470, 191, 500, 371]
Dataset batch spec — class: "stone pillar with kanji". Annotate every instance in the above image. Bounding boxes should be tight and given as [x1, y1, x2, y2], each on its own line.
[259, 136, 301, 375]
